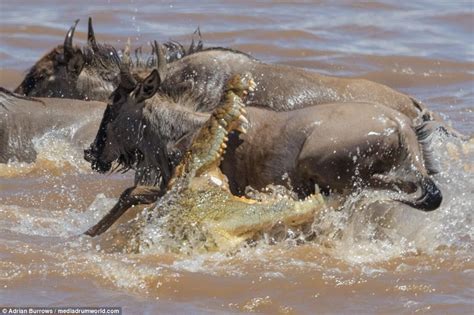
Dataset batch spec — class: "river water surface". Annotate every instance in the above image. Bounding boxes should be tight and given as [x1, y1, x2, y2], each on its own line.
[0, 1, 473, 314]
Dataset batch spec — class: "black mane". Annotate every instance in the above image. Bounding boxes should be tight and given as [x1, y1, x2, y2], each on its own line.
[131, 41, 257, 72]
[131, 38, 206, 69]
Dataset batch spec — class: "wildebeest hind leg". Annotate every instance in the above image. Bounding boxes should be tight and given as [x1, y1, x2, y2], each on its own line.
[84, 185, 163, 237]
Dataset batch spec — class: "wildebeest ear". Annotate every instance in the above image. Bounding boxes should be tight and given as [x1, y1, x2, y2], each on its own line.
[188, 26, 203, 53]
[136, 69, 161, 102]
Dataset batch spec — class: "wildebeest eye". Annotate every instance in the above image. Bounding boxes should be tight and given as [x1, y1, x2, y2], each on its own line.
[55, 54, 66, 64]
[112, 92, 122, 103]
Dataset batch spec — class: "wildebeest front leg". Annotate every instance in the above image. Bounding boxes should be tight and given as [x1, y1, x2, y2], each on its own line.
[84, 185, 164, 237]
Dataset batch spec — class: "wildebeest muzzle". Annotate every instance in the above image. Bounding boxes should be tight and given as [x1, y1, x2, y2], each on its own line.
[84, 147, 112, 173]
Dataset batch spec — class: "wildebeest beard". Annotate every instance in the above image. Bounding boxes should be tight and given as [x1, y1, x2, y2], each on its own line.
[84, 102, 175, 190]
[114, 134, 172, 190]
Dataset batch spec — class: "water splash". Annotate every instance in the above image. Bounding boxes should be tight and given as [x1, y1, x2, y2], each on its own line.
[0, 131, 472, 303]
[131, 131, 474, 268]
[309, 132, 474, 264]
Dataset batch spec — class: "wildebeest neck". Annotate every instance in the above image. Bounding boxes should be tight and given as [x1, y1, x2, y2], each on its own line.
[136, 98, 210, 186]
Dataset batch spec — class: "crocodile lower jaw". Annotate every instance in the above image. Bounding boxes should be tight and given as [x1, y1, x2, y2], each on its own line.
[202, 194, 325, 252]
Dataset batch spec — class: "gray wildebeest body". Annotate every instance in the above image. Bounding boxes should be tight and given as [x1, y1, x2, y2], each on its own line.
[162, 49, 427, 121]
[160, 48, 464, 139]
[0, 87, 105, 163]
[84, 72, 441, 237]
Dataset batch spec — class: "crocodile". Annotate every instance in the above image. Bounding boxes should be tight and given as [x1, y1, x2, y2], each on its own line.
[91, 74, 325, 253]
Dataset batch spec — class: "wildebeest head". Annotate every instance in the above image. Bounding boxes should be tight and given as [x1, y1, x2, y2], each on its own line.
[15, 18, 122, 100]
[15, 18, 204, 101]
[15, 20, 85, 98]
[84, 41, 168, 178]
[78, 17, 122, 100]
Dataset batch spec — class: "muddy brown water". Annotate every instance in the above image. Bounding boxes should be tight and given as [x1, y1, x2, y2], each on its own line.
[0, 1, 473, 314]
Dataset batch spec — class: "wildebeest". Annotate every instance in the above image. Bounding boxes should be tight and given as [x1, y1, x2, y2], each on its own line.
[84, 71, 442, 236]
[14, 18, 204, 101]
[0, 87, 105, 163]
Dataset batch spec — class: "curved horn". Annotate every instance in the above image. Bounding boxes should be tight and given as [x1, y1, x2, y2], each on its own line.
[123, 37, 131, 64]
[153, 40, 167, 80]
[87, 17, 99, 51]
[64, 19, 80, 55]
[119, 38, 137, 90]
[119, 67, 137, 91]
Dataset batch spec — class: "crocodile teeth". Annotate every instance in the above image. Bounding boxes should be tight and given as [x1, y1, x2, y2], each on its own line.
[239, 107, 247, 115]
[219, 118, 228, 128]
[248, 79, 256, 91]
[236, 126, 247, 134]
[221, 143, 227, 149]
[239, 115, 249, 125]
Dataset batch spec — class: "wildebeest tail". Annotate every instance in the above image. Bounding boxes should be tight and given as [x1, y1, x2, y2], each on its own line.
[415, 121, 439, 175]
[411, 97, 468, 140]
[394, 117, 442, 211]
